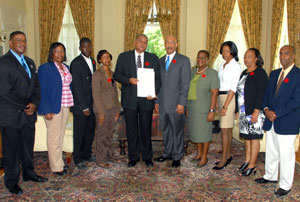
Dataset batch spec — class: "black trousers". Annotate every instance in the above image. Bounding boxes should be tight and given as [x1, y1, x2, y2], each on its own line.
[124, 103, 153, 161]
[72, 112, 95, 164]
[1, 124, 37, 187]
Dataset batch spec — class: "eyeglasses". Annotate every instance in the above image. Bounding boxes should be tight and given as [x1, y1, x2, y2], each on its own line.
[197, 57, 208, 60]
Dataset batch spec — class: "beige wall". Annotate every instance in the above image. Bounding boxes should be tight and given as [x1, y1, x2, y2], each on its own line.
[1, 0, 273, 69]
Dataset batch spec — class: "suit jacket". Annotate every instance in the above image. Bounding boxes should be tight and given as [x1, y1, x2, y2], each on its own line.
[0, 51, 40, 128]
[92, 68, 120, 117]
[236, 66, 268, 115]
[113, 50, 161, 111]
[157, 52, 191, 114]
[262, 65, 300, 134]
[38, 62, 69, 115]
[70, 55, 96, 114]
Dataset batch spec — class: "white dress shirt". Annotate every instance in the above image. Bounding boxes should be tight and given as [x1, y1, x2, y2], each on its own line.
[81, 54, 94, 74]
[135, 50, 144, 68]
[218, 59, 242, 93]
[165, 51, 176, 64]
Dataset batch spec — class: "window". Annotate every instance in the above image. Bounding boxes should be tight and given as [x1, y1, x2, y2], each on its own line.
[273, 0, 289, 69]
[58, 0, 80, 65]
[212, 1, 247, 70]
[144, 2, 166, 58]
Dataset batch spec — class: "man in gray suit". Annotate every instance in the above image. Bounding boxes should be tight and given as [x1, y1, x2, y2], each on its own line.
[154, 35, 191, 168]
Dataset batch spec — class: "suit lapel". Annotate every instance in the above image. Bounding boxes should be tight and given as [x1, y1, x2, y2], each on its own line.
[166, 53, 178, 73]
[8, 52, 31, 82]
[274, 66, 297, 99]
[79, 55, 92, 76]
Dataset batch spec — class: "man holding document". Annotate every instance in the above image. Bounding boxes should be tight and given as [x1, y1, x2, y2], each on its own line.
[113, 34, 161, 168]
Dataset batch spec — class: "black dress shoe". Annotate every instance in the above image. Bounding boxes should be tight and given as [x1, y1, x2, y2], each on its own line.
[242, 167, 256, 176]
[128, 160, 137, 167]
[255, 177, 277, 184]
[7, 184, 23, 195]
[24, 175, 48, 182]
[238, 162, 249, 172]
[274, 188, 291, 197]
[54, 169, 67, 176]
[76, 162, 87, 170]
[145, 159, 153, 167]
[154, 156, 172, 162]
[85, 156, 96, 162]
[64, 165, 69, 170]
[172, 160, 181, 168]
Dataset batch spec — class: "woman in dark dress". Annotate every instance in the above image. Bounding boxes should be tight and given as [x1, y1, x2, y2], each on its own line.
[236, 48, 268, 176]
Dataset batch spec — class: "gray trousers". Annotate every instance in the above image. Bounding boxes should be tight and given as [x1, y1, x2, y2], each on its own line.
[160, 112, 185, 161]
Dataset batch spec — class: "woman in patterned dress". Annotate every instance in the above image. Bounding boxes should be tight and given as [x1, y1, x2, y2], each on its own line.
[236, 48, 268, 176]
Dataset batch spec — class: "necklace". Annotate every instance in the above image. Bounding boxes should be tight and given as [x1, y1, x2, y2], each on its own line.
[197, 66, 208, 74]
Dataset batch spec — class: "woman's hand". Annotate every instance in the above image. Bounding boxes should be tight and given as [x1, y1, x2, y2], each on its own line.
[207, 111, 214, 122]
[99, 115, 105, 125]
[45, 113, 54, 120]
[220, 108, 227, 116]
[114, 113, 119, 122]
[251, 110, 260, 123]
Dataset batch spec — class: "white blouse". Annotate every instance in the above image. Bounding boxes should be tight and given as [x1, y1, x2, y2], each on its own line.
[218, 59, 242, 93]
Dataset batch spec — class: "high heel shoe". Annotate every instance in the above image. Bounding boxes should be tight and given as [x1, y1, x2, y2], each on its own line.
[238, 162, 249, 172]
[242, 167, 256, 176]
[215, 156, 233, 165]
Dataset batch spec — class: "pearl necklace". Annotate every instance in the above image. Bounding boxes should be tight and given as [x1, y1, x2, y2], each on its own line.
[197, 66, 208, 74]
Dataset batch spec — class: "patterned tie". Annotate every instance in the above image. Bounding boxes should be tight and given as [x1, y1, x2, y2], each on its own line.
[165, 56, 170, 71]
[21, 58, 31, 78]
[275, 70, 284, 95]
[137, 55, 142, 69]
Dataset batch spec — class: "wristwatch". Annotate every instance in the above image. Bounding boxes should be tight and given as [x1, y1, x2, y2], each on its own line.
[209, 109, 215, 112]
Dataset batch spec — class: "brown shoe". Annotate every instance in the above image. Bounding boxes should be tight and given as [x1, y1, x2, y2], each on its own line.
[99, 163, 112, 168]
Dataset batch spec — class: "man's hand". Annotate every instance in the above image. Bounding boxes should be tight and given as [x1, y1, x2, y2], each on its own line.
[155, 104, 159, 114]
[45, 113, 54, 120]
[83, 109, 91, 117]
[129, 78, 138, 85]
[207, 112, 214, 122]
[146, 95, 157, 100]
[24, 103, 36, 116]
[99, 115, 105, 125]
[176, 104, 184, 115]
[265, 109, 277, 122]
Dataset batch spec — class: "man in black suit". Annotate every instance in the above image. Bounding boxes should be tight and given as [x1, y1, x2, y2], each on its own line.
[0, 31, 47, 195]
[114, 34, 161, 167]
[70, 38, 96, 169]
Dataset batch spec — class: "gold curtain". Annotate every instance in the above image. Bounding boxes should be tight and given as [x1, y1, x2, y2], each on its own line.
[287, 0, 300, 67]
[69, 0, 95, 57]
[269, 0, 285, 73]
[238, 0, 262, 50]
[39, 0, 67, 64]
[155, 0, 181, 50]
[206, 0, 235, 67]
[124, 0, 152, 51]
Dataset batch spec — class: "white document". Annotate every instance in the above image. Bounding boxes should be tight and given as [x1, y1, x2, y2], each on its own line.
[137, 68, 155, 97]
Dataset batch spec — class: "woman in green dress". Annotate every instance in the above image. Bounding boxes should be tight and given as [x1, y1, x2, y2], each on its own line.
[187, 50, 219, 167]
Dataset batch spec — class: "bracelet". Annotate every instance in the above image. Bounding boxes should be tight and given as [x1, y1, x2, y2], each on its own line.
[222, 106, 227, 110]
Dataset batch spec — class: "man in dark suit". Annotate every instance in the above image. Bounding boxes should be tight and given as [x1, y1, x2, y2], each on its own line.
[255, 45, 300, 197]
[154, 35, 191, 168]
[113, 34, 161, 167]
[70, 38, 96, 169]
[0, 31, 48, 195]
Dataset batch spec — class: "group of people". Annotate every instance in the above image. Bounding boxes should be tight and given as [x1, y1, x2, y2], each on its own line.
[0, 31, 299, 198]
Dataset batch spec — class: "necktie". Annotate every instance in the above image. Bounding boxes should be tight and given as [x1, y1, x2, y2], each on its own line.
[137, 55, 142, 69]
[165, 56, 170, 71]
[21, 58, 31, 78]
[275, 70, 284, 95]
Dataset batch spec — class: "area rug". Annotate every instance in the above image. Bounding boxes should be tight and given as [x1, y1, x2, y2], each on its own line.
[1, 132, 299, 202]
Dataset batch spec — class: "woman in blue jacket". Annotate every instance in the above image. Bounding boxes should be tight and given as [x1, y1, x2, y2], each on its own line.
[38, 42, 74, 176]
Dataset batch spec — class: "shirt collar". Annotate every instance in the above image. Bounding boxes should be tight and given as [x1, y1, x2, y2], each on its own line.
[10, 49, 24, 61]
[166, 51, 176, 60]
[135, 50, 144, 57]
[81, 54, 90, 60]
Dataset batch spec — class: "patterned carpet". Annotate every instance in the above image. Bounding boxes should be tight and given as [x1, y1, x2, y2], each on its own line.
[1, 132, 300, 202]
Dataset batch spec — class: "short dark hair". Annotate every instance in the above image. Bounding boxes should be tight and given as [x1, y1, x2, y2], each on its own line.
[135, 34, 148, 40]
[97, 49, 112, 64]
[79, 37, 91, 47]
[247, 48, 264, 67]
[9, 31, 26, 40]
[47, 42, 67, 62]
[220, 41, 239, 62]
[197, 50, 210, 59]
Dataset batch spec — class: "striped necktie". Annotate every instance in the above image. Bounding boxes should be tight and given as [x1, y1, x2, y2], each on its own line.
[137, 55, 142, 69]
[21, 58, 31, 78]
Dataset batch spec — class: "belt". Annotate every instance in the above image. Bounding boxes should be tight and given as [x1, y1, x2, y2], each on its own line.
[219, 91, 228, 95]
